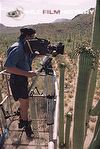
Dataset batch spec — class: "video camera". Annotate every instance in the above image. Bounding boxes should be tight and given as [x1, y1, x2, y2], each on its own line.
[24, 37, 64, 56]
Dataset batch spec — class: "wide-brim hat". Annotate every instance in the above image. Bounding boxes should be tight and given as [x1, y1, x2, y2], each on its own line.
[20, 27, 36, 36]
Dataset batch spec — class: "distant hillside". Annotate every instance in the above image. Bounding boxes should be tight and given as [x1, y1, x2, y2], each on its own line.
[0, 23, 20, 34]
[0, 8, 95, 54]
[0, 24, 5, 29]
[0, 8, 95, 34]
[53, 18, 70, 23]
[0, 12, 94, 37]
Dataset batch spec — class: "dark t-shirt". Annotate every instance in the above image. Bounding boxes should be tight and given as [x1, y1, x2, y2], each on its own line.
[4, 41, 35, 71]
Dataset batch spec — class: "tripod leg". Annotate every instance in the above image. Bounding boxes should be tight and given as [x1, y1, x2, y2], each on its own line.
[44, 73, 55, 141]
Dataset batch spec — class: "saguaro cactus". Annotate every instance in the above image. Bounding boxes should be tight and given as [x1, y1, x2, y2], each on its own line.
[72, 47, 95, 149]
[59, 63, 66, 148]
[86, 0, 100, 139]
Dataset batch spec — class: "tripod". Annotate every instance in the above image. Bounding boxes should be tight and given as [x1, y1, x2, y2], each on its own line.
[29, 55, 56, 141]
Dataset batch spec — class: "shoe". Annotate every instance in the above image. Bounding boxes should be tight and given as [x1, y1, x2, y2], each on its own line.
[18, 120, 34, 138]
[24, 124, 34, 138]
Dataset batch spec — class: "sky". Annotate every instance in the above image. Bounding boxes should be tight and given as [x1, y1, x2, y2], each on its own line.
[0, 0, 96, 27]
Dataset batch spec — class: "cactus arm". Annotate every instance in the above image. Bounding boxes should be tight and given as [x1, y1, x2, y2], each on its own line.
[65, 112, 72, 149]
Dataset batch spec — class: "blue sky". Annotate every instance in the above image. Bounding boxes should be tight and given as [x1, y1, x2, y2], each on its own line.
[0, 0, 96, 27]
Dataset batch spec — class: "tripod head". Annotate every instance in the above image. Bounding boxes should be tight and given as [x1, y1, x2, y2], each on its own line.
[37, 55, 53, 75]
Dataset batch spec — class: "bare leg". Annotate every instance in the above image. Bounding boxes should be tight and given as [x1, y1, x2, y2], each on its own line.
[19, 98, 29, 120]
[18, 98, 34, 138]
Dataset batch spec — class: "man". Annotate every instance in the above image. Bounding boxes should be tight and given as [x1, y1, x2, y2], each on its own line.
[4, 27, 37, 138]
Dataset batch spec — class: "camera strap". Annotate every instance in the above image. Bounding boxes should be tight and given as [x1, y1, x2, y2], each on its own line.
[26, 40, 33, 54]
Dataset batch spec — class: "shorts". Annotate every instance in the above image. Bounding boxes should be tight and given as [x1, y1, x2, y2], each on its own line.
[10, 74, 28, 101]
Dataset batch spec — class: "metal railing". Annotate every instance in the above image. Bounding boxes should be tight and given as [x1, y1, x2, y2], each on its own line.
[0, 56, 60, 149]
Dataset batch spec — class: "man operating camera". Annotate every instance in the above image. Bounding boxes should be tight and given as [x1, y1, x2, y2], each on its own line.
[4, 26, 64, 139]
[4, 27, 38, 138]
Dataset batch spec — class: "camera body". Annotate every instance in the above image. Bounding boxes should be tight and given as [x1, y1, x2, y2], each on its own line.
[24, 37, 64, 56]
[48, 42, 64, 55]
